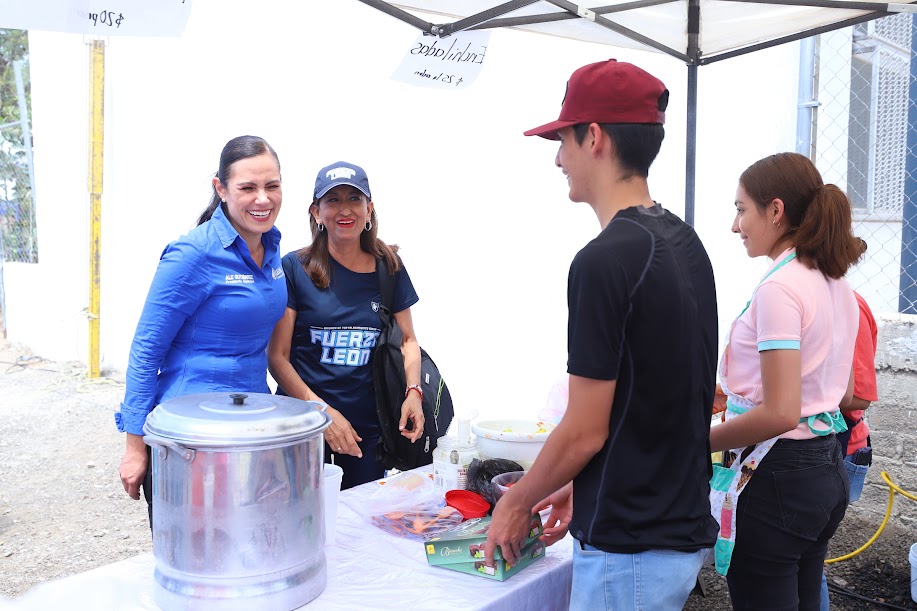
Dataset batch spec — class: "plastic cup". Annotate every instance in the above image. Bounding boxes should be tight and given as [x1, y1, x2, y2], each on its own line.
[323, 463, 344, 545]
[491, 471, 526, 500]
[910, 542, 917, 603]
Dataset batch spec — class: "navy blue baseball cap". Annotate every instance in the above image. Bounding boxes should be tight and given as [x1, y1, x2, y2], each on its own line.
[314, 161, 372, 200]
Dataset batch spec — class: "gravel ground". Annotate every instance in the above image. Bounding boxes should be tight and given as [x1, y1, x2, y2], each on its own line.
[0, 340, 152, 600]
[0, 338, 915, 609]
[685, 513, 917, 610]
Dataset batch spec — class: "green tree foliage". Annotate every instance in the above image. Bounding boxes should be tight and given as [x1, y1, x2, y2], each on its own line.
[0, 29, 30, 136]
[0, 29, 34, 263]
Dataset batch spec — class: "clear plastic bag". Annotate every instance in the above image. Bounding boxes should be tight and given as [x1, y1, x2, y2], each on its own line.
[467, 458, 525, 508]
[538, 376, 569, 425]
[359, 471, 464, 540]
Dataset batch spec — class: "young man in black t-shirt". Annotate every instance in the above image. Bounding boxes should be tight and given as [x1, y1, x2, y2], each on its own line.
[484, 60, 719, 610]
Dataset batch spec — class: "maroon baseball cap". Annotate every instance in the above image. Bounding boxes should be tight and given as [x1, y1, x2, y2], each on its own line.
[524, 59, 668, 140]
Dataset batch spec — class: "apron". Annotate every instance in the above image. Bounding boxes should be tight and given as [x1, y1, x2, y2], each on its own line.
[709, 251, 847, 576]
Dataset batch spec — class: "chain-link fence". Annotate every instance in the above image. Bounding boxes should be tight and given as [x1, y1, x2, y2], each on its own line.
[0, 52, 35, 336]
[812, 13, 916, 315]
[0, 120, 37, 265]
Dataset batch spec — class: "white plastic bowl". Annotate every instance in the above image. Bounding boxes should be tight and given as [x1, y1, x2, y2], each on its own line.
[471, 419, 555, 469]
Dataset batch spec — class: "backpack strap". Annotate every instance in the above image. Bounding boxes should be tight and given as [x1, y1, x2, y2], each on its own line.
[375, 256, 396, 314]
[373, 256, 405, 469]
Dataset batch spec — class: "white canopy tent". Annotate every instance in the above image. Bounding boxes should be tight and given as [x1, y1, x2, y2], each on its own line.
[358, 0, 917, 224]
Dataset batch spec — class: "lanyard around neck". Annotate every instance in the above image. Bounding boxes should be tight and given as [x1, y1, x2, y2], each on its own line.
[738, 252, 796, 318]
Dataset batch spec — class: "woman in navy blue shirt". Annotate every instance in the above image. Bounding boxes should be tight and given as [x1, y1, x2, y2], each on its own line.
[268, 161, 424, 489]
[116, 136, 287, 518]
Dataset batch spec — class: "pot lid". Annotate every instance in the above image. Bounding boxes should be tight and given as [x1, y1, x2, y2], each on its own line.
[143, 392, 331, 448]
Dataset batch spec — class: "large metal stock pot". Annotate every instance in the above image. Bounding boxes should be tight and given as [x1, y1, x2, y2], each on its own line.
[143, 392, 331, 610]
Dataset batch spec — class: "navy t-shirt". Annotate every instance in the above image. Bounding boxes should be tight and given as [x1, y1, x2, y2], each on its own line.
[567, 204, 719, 554]
[279, 252, 419, 437]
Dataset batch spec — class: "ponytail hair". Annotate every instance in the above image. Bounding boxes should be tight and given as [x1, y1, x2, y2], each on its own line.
[197, 195, 224, 227]
[792, 184, 863, 279]
[197, 135, 280, 226]
[740, 152, 862, 279]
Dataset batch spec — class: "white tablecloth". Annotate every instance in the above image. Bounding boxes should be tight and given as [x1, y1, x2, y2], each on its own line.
[2, 473, 573, 611]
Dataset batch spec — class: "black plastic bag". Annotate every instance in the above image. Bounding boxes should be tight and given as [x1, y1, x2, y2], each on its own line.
[467, 458, 525, 508]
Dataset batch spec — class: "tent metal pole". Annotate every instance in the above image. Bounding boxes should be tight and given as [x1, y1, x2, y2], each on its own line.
[441, 0, 541, 35]
[546, 0, 690, 60]
[88, 39, 105, 379]
[356, 0, 436, 33]
[685, 64, 698, 227]
[685, 0, 700, 227]
[701, 12, 889, 63]
[725, 0, 916, 11]
[898, 14, 917, 313]
[471, 0, 677, 30]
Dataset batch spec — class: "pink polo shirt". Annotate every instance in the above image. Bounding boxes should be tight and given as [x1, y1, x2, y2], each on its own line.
[723, 249, 858, 440]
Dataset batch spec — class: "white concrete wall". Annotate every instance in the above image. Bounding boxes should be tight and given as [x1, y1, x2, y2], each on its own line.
[5, 31, 89, 363]
[6, 0, 801, 420]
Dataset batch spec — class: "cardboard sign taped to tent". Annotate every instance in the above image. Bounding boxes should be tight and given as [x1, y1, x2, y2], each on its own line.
[0, 0, 192, 37]
[392, 30, 490, 90]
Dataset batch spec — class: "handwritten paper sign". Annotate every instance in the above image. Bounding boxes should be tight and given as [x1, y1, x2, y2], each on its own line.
[0, 0, 192, 37]
[392, 30, 491, 90]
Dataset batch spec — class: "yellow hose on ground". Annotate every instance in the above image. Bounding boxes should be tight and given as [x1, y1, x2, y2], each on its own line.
[825, 471, 917, 564]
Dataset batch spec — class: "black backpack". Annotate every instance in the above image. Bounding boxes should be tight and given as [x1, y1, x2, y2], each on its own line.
[373, 256, 454, 471]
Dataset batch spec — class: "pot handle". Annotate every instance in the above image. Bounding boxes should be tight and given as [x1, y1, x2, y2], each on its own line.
[144, 434, 196, 463]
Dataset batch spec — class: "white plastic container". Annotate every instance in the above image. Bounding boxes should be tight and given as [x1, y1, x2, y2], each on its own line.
[433, 417, 478, 495]
[323, 463, 344, 546]
[471, 419, 556, 470]
[910, 542, 917, 603]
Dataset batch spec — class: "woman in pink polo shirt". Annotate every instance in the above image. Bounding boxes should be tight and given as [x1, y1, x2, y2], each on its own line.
[709, 152, 863, 610]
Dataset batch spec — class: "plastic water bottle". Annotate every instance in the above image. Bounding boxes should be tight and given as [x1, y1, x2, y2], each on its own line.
[433, 416, 478, 495]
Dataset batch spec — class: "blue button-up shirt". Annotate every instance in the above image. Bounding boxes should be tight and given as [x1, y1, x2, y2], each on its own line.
[116, 205, 286, 435]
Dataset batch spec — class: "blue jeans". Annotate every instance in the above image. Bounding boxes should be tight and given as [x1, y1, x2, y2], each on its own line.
[843, 453, 869, 504]
[819, 572, 829, 611]
[570, 540, 708, 610]
[820, 454, 868, 610]
[727, 435, 848, 611]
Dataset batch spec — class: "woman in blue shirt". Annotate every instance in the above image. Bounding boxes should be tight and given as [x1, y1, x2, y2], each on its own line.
[116, 135, 287, 520]
[268, 161, 424, 489]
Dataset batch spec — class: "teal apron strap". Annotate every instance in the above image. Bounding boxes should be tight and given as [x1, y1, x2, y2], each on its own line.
[727, 400, 848, 436]
[804, 410, 848, 436]
[738, 252, 797, 318]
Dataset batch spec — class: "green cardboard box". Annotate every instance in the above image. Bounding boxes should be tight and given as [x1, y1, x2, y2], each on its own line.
[424, 514, 543, 566]
[434, 538, 546, 581]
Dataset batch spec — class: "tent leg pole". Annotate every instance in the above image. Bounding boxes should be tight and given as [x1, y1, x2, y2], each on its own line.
[899, 15, 917, 314]
[685, 63, 698, 227]
[88, 40, 105, 379]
